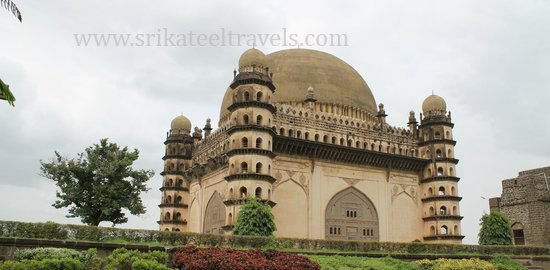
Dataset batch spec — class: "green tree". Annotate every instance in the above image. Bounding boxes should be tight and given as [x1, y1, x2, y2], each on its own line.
[0, 78, 16, 106]
[233, 197, 276, 237]
[478, 211, 513, 245]
[1, 0, 22, 22]
[40, 138, 154, 226]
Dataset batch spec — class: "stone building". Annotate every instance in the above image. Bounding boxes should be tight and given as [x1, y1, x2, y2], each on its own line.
[158, 48, 464, 243]
[489, 166, 550, 246]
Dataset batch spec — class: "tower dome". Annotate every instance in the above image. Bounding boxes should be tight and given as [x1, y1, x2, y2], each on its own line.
[171, 115, 192, 133]
[422, 94, 447, 114]
[239, 48, 266, 69]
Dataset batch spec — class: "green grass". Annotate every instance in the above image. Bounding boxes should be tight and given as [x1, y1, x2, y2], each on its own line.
[306, 255, 420, 270]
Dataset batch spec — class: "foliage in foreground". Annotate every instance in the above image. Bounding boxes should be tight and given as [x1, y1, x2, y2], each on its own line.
[233, 197, 276, 237]
[307, 255, 419, 270]
[171, 246, 319, 270]
[0, 78, 16, 106]
[40, 138, 155, 226]
[306, 255, 527, 270]
[0, 247, 171, 270]
[478, 211, 513, 245]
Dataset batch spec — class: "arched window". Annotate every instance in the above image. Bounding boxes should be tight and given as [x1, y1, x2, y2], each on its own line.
[448, 149, 452, 157]
[175, 212, 182, 220]
[164, 228, 170, 231]
[440, 206, 447, 215]
[451, 186, 456, 195]
[243, 115, 249, 125]
[256, 115, 263, 125]
[256, 138, 262, 148]
[332, 137, 336, 144]
[449, 167, 454, 176]
[440, 225, 448, 235]
[453, 206, 457, 215]
[255, 187, 262, 198]
[437, 167, 444, 176]
[434, 131, 441, 139]
[436, 149, 443, 158]
[356, 141, 360, 148]
[426, 150, 431, 158]
[446, 131, 451, 139]
[175, 196, 182, 203]
[347, 140, 352, 147]
[177, 179, 183, 187]
[165, 195, 172, 204]
[241, 137, 248, 148]
[229, 188, 234, 197]
[279, 128, 285, 135]
[371, 143, 375, 150]
[427, 168, 432, 177]
[228, 213, 233, 224]
[169, 179, 174, 186]
[239, 187, 247, 198]
[268, 189, 271, 200]
[315, 134, 320, 141]
[430, 226, 436, 235]
[241, 162, 248, 173]
[164, 212, 171, 220]
[438, 186, 446, 196]
[256, 91, 263, 102]
[323, 135, 328, 143]
[244, 91, 250, 101]
[511, 223, 525, 245]
[255, 162, 262, 174]
[340, 138, 345, 145]
[268, 165, 271, 174]
[428, 187, 434, 196]
[304, 132, 309, 140]
[296, 130, 302, 138]
[288, 129, 294, 137]
[429, 207, 435, 215]
[454, 225, 459, 235]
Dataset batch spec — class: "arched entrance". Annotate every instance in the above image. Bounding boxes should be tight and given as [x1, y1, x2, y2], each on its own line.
[325, 187, 379, 241]
[203, 192, 226, 234]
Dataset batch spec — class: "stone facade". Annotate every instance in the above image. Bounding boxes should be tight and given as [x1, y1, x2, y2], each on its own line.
[490, 166, 550, 246]
[158, 48, 464, 243]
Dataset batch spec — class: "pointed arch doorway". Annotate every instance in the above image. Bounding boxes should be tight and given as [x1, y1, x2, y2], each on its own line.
[325, 187, 379, 241]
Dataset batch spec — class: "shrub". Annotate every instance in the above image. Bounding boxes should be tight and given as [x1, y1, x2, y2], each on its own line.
[415, 258, 497, 270]
[490, 256, 527, 270]
[12, 248, 103, 270]
[233, 198, 276, 237]
[479, 212, 513, 245]
[171, 245, 320, 270]
[307, 255, 419, 270]
[0, 258, 84, 270]
[104, 248, 170, 270]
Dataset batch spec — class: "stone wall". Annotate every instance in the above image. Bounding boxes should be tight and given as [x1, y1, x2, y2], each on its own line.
[490, 166, 550, 246]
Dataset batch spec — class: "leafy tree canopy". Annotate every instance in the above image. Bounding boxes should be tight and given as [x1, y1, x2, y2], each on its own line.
[0, 78, 16, 106]
[478, 211, 513, 245]
[40, 138, 154, 226]
[233, 197, 276, 237]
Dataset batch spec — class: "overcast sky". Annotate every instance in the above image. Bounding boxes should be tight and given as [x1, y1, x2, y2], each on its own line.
[1, 0, 549, 244]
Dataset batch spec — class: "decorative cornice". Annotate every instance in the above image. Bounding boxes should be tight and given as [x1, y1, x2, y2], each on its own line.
[159, 186, 189, 192]
[224, 173, 277, 184]
[157, 220, 187, 225]
[160, 170, 184, 176]
[227, 101, 277, 113]
[420, 176, 460, 184]
[164, 136, 194, 145]
[158, 203, 189, 208]
[224, 198, 276, 207]
[226, 148, 276, 158]
[434, 157, 460, 164]
[418, 139, 457, 147]
[230, 72, 276, 91]
[423, 234, 465, 241]
[421, 195, 462, 203]
[162, 154, 192, 160]
[273, 136, 429, 172]
[226, 125, 277, 136]
[422, 215, 464, 221]
[420, 121, 454, 128]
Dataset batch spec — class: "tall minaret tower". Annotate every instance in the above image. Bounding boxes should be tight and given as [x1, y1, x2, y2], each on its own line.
[418, 94, 463, 243]
[224, 48, 277, 227]
[158, 115, 194, 232]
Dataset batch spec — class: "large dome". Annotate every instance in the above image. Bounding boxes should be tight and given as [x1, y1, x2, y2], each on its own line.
[220, 49, 377, 119]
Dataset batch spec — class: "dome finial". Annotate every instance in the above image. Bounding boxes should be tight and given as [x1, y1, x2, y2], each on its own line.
[171, 115, 192, 134]
[422, 94, 447, 114]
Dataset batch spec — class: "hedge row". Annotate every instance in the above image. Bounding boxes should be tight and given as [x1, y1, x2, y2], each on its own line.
[1, 220, 548, 256]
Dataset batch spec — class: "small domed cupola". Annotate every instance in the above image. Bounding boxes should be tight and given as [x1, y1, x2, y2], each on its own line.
[171, 115, 192, 133]
[422, 94, 447, 115]
[238, 48, 267, 71]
